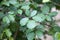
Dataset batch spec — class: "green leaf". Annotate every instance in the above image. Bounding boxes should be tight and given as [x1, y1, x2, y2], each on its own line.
[36, 30, 43, 38]
[25, 10, 30, 16]
[46, 16, 52, 21]
[30, 10, 37, 17]
[36, 24, 45, 29]
[21, 2, 31, 6]
[5, 29, 12, 37]
[8, 11, 14, 15]
[1, 1, 10, 6]
[8, 15, 15, 22]
[0, 12, 4, 19]
[20, 17, 29, 26]
[9, 0, 17, 5]
[9, 37, 14, 40]
[27, 20, 37, 29]
[32, 14, 46, 22]
[3, 16, 10, 24]
[17, 9, 23, 15]
[49, 11, 58, 17]
[3, 39, 7, 40]
[13, 2, 20, 8]
[26, 29, 34, 34]
[31, 2, 38, 9]
[54, 32, 60, 40]
[41, 5, 50, 14]
[53, 26, 60, 32]
[21, 5, 30, 10]
[26, 32, 35, 40]
[42, 0, 50, 3]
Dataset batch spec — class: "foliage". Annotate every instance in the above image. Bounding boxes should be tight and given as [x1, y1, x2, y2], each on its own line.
[0, 0, 60, 40]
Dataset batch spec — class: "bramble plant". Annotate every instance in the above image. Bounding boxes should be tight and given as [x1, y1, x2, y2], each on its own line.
[0, 0, 60, 40]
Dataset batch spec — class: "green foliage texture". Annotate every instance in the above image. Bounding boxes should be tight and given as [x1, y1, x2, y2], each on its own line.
[0, 0, 60, 40]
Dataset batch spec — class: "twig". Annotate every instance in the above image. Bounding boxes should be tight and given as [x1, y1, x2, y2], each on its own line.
[51, 1, 60, 6]
[14, 30, 18, 40]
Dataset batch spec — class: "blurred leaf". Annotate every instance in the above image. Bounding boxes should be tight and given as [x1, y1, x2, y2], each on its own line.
[0, 12, 4, 19]
[26, 32, 35, 40]
[27, 20, 37, 29]
[20, 17, 29, 26]
[21, 2, 31, 6]
[25, 10, 30, 16]
[3, 39, 7, 40]
[9, 0, 17, 5]
[21, 5, 30, 10]
[8, 15, 15, 22]
[9, 37, 14, 40]
[8, 11, 14, 15]
[26, 29, 34, 34]
[41, 5, 50, 14]
[49, 11, 58, 17]
[42, 0, 50, 3]
[36, 24, 45, 29]
[5, 29, 12, 37]
[30, 10, 37, 17]
[46, 15, 52, 21]
[3, 16, 10, 24]
[36, 30, 43, 38]
[54, 32, 60, 40]
[30, 2, 38, 9]
[53, 26, 60, 32]
[1, 1, 10, 6]
[32, 14, 46, 22]
[17, 9, 23, 15]
[13, 2, 20, 8]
